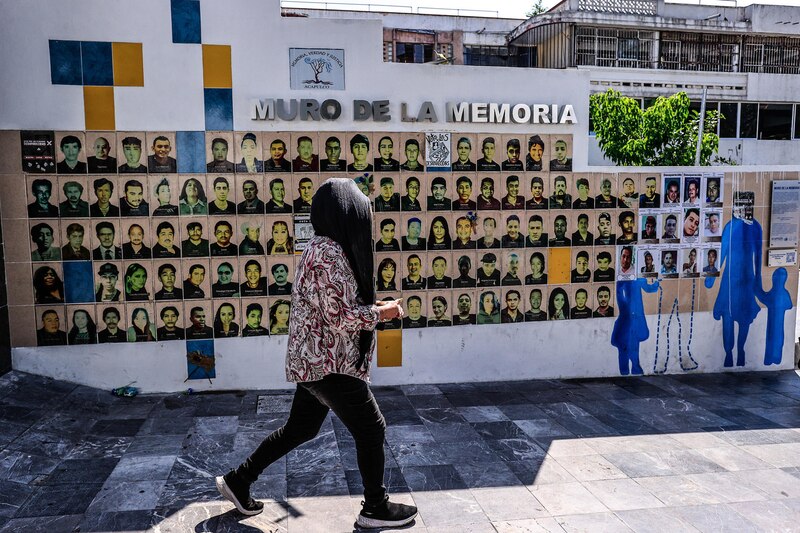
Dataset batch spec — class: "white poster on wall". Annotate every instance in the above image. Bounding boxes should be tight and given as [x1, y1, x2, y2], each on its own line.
[289, 48, 345, 90]
[769, 180, 800, 248]
[425, 132, 451, 172]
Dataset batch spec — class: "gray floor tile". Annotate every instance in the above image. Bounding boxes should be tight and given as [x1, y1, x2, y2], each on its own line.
[671, 503, 760, 533]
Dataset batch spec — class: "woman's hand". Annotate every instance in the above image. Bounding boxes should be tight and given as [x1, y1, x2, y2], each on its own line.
[375, 298, 404, 322]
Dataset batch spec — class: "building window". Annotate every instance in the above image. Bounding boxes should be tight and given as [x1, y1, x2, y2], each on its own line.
[758, 104, 792, 140]
[575, 27, 654, 69]
[660, 32, 738, 72]
[740, 103, 758, 138]
[742, 37, 800, 74]
[464, 45, 510, 67]
[396, 43, 433, 64]
[719, 103, 738, 138]
[383, 42, 393, 62]
[795, 105, 800, 140]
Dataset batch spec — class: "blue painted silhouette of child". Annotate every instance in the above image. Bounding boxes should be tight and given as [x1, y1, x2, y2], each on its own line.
[612, 278, 660, 375]
[758, 268, 792, 365]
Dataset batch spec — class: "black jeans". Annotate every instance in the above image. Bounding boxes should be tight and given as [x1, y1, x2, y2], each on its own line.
[235, 373, 387, 505]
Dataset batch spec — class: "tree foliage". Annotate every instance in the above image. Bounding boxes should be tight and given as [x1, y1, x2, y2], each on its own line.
[589, 89, 723, 166]
[525, 0, 546, 17]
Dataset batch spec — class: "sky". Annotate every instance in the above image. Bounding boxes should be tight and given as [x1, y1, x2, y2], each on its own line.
[285, 0, 562, 19]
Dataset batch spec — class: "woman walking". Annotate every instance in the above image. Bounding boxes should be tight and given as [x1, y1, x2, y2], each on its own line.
[216, 178, 417, 528]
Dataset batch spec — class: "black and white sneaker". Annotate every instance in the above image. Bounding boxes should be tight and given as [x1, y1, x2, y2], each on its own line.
[356, 499, 418, 529]
[215, 472, 264, 516]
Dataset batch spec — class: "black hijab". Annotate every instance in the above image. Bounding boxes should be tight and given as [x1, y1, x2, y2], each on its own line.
[311, 178, 375, 369]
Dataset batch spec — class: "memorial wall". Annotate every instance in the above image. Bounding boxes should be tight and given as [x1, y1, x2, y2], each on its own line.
[0, 0, 797, 392]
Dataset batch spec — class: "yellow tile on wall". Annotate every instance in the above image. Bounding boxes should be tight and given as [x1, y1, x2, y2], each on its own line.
[203, 45, 232, 89]
[112, 42, 144, 87]
[84, 87, 115, 130]
[548, 247, 571, 285]
[377, 329, 402, 367]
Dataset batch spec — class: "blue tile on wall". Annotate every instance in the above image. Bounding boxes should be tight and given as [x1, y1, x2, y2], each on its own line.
[204, 89, 233, 131]
[81, 41, 113, 86]
[176, 131, 206, 173]
[63, 261, 94, 304]
[49, 40, 82, 85]
[171, 0, 201, 44]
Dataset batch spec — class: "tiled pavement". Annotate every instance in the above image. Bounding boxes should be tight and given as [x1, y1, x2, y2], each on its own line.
[0, 371, 800, 532]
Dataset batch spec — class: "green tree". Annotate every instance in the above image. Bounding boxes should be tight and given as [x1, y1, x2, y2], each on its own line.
[589, 89, 723, 166]
[526, 0, 546, 17]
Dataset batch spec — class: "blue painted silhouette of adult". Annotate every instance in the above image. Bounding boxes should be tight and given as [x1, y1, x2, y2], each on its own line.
[612, 278, 659, 375]
[760, 268, 791, 365]
[705, 216, 763, 367]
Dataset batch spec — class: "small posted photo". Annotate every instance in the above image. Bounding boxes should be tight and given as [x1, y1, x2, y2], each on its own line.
[119, 176, 150, 217]
[401, 293, 427, 328]
[27, 175, 59, 218]
[263, 133, 292, 173]
[374, 174, 401, 212]
[476, 288, 501, 325]
[213, 300, 241, 339]
[590, 247, 613, 284]
[501, 250, 524, 286]
[180, 217, 209, 258]
[88, 175, 120, 217]
[427, 213, 452, 251]
[660, 248, 679, 278]
[234, 131, 264, 174]
[376, 253, 401, 292]
[238, 216, 266, 256]
[401, 252, 426, 291]
[660, 212, 681, 243]
[525, 286, 547, 322]
[235, 174, 265, 215]
[501, 135, 525, 173]
[145, 132, 178, 174]
[500, 287, 525, 323]
[638, 247, 657, 278]
[476, 135, 501, 173]
[319, 132, 347, 173]
[122, 218, 152, 260]
[703, 209, 723, 242]
[268, 297, 292, 335]
[594, 210, 616, 246]
[155, 302, 185, 341]
[208, 175, 237, 216]
[117, 132, 148, 174]
[704, 173, 723, 207]
[680, 247, 700, 278]
[373, 133, 401, 173]
[182, 259, 211, 300]
[267, 257, 294, 296]
[376, 293, 402, 330]
[85, 132, 118, 174]
[682, 207, 701, 242]
[476, 251, 501, 288]
[618, 174, 639, 209]
[61, 220, 92, 261]
[639, 174, 661, 209]
[35, 305, 67, 346]
[549, 212, 570, 247]
[570, 248, 592, 284]
[525, 173, 548, 210]
[592, 283, 615, 318]
[525, 134, 549, 172]
[702, 245, 721, 277]
[452, 289, 476, 326]
[617, 208, 638, 245]
[125, 303, 157, 342]
[206, 131, 236, 174]
[452, 251, 477, 289]
[525, 211, 548, 248]
[122, 260, 153, 302]
[548, 135, 572, 172]
[400, 174, 423, 212]
[210, 257, 240, 299]
[662, 174, 682, 206]
[500, 212, 525, 249]
[399, 133, 425, 173]
[571, 211, 593, 247]
[153, 261, 183, 301]
[451, 134, 478, 172]
[209, 218, 237, 257]
[476, 175, 502, 211]
[617, 245, 636, 280]
[525, 249, 548, 285]
[66, 305, 98, 345]
[400, 213, 426, 252]
[94, 260, 123, 304]
[571, 174, 593, 210]
[426, 174, 452, 211]
[549, 173, 572, 210]
[375, 214, 401, 252]
[30, 219, 61, 262]
[264, 174, 293, 214]
[240, 299, 270, 337]
[346, 133, 374, 173]
[55, 132, 88, 174]
[150, 174, 180, 217]
[96, 304, 127, 343]
[452, 174, 477, 211]
[239, 257, 268, 297]
[427, 291, 453, 327]
[570, 286, 592, 320]
[500, 173, 525, 210]
[57, 175, 90, 217]
[177, 175, 209, 216]
[151, 218, 181, 259]
[683, 174, 702, 206]
[477, 211, 502, 250]
[292, 175, 317, 214]
[426, 251, 453, 290]
[21, 130, 56, 174]
[640, 212, 659, 243]
[595, 174, 618, 209]
[547, 286, 570, 321]
[185, 300, 214, 340]
[290, 132, 319, 173]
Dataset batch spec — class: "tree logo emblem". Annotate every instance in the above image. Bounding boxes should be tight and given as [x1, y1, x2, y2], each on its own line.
[304, 57, 333, 86]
